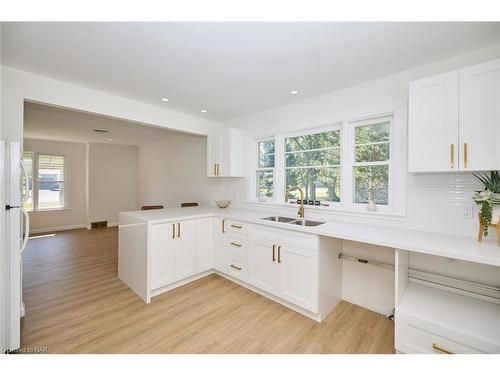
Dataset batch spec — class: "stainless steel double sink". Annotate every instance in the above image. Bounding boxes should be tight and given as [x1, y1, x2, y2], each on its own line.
[260, 216, 325, 227]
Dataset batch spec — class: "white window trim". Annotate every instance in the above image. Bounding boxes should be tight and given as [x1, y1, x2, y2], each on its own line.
[254, 137, 276, 200]
[281, 123, 343, 209]
[345, 115, 394, 213]
[250, 113, 399, 216]
[24, 151, 68, 212]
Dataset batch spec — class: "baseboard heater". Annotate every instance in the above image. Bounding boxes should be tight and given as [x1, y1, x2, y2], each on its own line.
[90, 220, 108, 229]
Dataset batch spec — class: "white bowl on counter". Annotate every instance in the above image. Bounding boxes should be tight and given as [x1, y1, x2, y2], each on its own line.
[215, 200, 231, 208]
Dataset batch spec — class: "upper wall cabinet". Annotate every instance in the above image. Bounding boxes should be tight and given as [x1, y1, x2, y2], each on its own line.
[459, 60, 500, 171]
[408, 59, 500, 172]
[207, 128, 245, 177]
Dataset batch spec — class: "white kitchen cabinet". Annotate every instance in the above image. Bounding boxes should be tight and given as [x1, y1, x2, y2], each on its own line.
[150, 223, 176, 290]
[174, 220, 197, 281]
[408, 58, 500, 172]
[249, 237, 277, 294]
[247, 227, 322, 314]
[150, 219, 197, 291]
[408, 71, 459, 172]
[207, 128, 245, 177]
[459, 59, 500, 171]
[207, 134, 221, 176]
[277, 244, 318, 312]
[213, 217, 228, 272]
[196, 217, 213, 273]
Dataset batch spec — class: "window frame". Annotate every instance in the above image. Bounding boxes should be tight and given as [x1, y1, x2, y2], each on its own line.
[346, 115, 394, 212]
[255, 137, 276, 200]
[282, 124, 343, 207]
[252, 114, 395, 213]
[23, 151, 68, 212]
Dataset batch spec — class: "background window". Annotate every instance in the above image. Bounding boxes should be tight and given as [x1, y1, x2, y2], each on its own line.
[353, 120, 390, 205]
[256, 140, 275, 198]
[23, 152, 66, 211]
[285, 130, 341, 202]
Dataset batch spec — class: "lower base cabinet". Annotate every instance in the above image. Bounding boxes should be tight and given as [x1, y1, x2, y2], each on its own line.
[248, 231, 319, 313]
[249, 237, 277, 294]
[278, 245, 318, 312]
[150, 218, 212, 292]
[121, 215, 340, 320]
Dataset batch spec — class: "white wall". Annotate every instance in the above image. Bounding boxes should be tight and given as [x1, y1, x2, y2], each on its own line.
[88, 143, 138, 226]
[23, 139, 87, 233]
[1, 66, 221, 144]
[137, 134, 220, 208]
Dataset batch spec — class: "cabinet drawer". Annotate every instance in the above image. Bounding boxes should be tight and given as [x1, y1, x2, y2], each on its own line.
[399, 321, 482, 354]
[226, 237, 247, 262]
[225, 220, 247, 235]
[227, 259, 247, 281]
[396, 311, 495, 354]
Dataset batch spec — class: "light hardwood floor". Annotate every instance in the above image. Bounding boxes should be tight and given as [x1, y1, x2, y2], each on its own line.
[20, 227, 394, 354]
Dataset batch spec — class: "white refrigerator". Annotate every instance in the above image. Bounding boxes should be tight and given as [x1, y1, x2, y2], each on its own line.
[1, 140, 30, 352]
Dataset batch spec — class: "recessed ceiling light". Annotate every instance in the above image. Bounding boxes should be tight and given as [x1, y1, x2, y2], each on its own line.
[108, 138, 113, 141]
[161, 98, 169, 102]
[201, 109, 207, 113]
[290, 90, 299, 95]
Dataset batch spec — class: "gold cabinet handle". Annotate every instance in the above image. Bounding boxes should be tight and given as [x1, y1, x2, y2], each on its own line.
[277, 245, 282, 263]
[450, 144, 454, 169]
[230, 264, 242, 271]
[172, 223, 176, 239]
[272, 244, 276, 262]
[177, 223, 180, 238]
[230, 242, 242, 247]
[231, 224, 242, 229]
[216, 164, 220, 176]
[464, 142, 468, 168]
[213, 164, 217, 176]
[222, 219, 226, 233]
[432, 343, 453, 354]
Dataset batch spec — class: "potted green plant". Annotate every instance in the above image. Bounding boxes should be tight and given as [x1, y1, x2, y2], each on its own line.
[472, 171, 500, 237]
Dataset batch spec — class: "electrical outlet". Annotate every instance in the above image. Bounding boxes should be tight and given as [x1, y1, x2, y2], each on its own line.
[463, 205, 474, 218]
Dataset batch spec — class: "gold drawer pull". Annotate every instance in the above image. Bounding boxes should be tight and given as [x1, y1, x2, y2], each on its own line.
[231, 224, 242, 229]
[450, 144, 454, 169]
[172, 223, 175, 239]
[177, 223, 180, 238]
[463, 142, 468, 168]
[230, 264, 242, 271]
[432, 343, 453, 354]
[230, 242, 242, 247]
[277, 245, 282, 263]
[272, 244, 276, 262]
[222, 219, 226, 233]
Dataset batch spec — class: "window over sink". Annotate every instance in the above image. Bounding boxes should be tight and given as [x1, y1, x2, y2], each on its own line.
[253, 114, 393, 212]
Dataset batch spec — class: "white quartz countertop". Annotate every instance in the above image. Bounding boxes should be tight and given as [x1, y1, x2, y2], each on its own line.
[119, 206, 500, 267]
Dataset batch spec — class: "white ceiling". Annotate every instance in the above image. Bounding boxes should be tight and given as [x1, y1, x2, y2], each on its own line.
[24, 102, 192, 146]
[3, 22, 500, 122]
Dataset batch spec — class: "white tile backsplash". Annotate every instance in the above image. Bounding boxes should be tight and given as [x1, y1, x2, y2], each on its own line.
[406, 172, 482, 237]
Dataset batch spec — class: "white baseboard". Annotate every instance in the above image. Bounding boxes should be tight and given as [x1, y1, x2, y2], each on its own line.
[29, 224, 87, 235]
